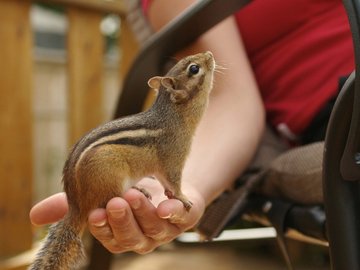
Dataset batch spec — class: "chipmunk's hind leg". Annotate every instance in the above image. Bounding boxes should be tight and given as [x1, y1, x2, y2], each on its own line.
[76, 170, 125, 215]
[158, 168, 193, 211]
[75, 147, 127, 213]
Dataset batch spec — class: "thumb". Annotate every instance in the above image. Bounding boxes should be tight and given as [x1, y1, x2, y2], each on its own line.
[29, 192, 68, 226]
[157, 197, 204, 231]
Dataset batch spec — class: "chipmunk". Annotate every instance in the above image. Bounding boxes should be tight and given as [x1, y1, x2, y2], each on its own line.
[29, 51, 215, 270]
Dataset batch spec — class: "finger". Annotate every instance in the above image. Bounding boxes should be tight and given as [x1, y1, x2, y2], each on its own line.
[29, 193, 68, 226]
[88, 208, 107, 228]
[88, 208, 114, 244]
[157, 198, 202, 231]
[88, 200, 129, 253]
[124, 189, 181, 243]
[105, 197, 155, 254]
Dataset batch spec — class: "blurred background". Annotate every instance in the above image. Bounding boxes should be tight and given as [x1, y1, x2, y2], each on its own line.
[0, 1, 329, 269]
[31, 3, 121, 205]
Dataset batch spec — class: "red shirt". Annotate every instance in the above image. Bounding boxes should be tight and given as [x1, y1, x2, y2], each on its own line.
[142, 0, 354, 139]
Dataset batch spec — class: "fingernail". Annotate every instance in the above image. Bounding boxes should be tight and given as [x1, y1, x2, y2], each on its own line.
[93, 220, 106, 227]
[130, 199, 141, 210]
[161, 213, 173, 219]
[109, 209, 125, 219]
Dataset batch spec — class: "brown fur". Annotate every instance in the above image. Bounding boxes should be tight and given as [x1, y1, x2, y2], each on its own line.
[29, 52, 215, 270]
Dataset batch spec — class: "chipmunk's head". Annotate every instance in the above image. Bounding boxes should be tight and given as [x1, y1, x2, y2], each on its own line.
[148, 51, 215, 104]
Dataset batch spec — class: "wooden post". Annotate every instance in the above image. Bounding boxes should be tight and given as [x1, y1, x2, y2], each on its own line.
[0, 0, 33, 257]
[67, 8, 104, 145]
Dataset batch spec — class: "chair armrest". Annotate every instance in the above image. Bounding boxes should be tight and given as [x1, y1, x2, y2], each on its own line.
[340, 0, 360, 179]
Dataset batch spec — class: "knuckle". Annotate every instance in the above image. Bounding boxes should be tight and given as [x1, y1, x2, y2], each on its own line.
[109, 220, 136, 237]
[144, 229, 166, 241]
[104, 239, 139, 254]
[113, 237, 148, 253]
[98, 238, 127, 254]
[161, 235, 176, 244]
[134, 244, 155, 255]
[145, 231, 173, 243]
[91, 226, 113, 242]
[109, 214, 132, 230]
[102, 237, 157, 254]
[106, 242, 123, 254]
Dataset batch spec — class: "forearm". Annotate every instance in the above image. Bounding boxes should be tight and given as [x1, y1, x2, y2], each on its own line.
[182, 52, 265, 204]
[148, 0, 265, 205]
[183, 82, 264, 205]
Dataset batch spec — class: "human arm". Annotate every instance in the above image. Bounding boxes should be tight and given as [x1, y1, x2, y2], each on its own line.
[146, 0, 264, 204]
[30, 0, 265, 253]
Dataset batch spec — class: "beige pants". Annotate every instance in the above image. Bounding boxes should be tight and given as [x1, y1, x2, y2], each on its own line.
[251, 126, 324, 205]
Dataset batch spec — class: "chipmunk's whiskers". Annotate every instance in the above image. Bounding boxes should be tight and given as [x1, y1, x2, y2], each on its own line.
[214, 63, 227, 75]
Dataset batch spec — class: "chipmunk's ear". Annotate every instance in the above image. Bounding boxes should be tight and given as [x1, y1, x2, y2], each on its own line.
[161, 77, 189, 104]
[160, 77, 176, 89]
[147, 76, 162, 90]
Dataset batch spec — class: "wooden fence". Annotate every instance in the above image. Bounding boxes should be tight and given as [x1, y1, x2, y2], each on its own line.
[0, 0, 140, 267]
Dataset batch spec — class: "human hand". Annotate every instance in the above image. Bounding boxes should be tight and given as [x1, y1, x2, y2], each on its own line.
[29, 192, 68, 225]
[88, 177, 205, 254]
[29, 178, 205, 254]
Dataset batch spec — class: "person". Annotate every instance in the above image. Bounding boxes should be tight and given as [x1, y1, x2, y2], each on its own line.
[30, 0, 354, 254]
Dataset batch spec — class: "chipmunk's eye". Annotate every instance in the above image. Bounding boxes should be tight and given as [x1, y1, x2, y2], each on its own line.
[188, 64, 200, 75]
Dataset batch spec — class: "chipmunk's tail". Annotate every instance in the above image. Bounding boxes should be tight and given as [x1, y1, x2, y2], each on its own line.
[29, 213, 85, 270]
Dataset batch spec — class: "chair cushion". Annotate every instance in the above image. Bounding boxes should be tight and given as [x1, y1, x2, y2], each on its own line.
[258, 142, 324, 204]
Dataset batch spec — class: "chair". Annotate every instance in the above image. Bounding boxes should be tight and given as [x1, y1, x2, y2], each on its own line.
[88, 0, 360, 269]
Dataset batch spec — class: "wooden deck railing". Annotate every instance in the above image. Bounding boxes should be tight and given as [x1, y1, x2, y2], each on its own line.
[0, 0, 140, 267]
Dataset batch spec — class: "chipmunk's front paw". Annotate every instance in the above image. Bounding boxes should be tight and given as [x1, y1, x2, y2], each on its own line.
[132, 186, 152, 200]
[165, 189, 193, 211]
